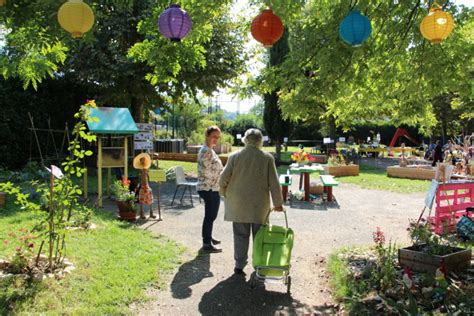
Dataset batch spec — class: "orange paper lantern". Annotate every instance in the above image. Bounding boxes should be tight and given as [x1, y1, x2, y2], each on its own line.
[0, 0, 6, 6]
[420, 6, 455, 44]
[251, 9, 284, 48]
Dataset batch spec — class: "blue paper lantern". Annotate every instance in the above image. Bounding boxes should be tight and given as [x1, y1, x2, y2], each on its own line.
[339, 11, 372, 47]
[158, 4, 192, 42]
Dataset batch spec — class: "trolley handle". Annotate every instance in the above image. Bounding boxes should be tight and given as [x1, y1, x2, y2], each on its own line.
[264, 207, 288, 228]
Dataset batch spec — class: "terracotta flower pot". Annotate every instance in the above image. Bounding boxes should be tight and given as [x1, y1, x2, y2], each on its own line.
[116, 201, 136, 221]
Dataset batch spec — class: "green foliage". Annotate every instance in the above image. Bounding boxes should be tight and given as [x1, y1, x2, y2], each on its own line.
[0, 101, 96, 272]
[0, 207, 182, 314]
[111, 180, 135, 204]
[0, 0, 69, 89]
[432, 93, 474, 141]
[259, 1, 473, 134]
[327, 248, 369, 299]
[371, 228, 397, 292]
[0, 77, 88, 169]
[1, 1, 247, 122]
[407, 219, 452, 255]
[225, 113, 263, 144]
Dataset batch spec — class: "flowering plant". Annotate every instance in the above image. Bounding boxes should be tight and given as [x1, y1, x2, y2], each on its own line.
[291, 150, 315, 163]
[111, 177, 135, 204]
[3, 228, 36, 274]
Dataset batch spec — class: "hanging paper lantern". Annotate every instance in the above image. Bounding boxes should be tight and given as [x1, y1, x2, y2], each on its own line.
[339, 11, 372, 47]
[58, 0, 94, 38]
[420, 6, 454, 44]
[158, 4, 192, 42]
[251, 9, 284, 48]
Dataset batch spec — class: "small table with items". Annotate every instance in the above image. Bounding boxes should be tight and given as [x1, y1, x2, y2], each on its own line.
[289, 164, 324, 201]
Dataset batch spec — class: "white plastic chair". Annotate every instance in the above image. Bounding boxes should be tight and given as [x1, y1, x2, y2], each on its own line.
[171, 166, 199, 206]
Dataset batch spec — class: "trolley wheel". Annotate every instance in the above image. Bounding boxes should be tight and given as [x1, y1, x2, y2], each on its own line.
[286, 276, 291, 294]
[249, 272, 256, 289]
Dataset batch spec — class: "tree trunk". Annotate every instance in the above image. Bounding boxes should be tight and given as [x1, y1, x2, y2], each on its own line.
[328, 115, 337, 149]
[275, 141, 282, 166]
[131, 96, 143, 123]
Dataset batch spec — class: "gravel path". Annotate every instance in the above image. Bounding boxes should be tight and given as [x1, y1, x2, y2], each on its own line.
[133, 180, 425, 315]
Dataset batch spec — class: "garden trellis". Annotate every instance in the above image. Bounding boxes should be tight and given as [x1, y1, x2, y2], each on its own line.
[28, 112, 70, 168]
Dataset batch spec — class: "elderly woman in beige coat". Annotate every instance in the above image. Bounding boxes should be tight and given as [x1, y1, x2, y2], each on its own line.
[219, 128, 283, 275]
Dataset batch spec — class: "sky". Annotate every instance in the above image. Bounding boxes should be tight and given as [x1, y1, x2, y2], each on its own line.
[216, 0, 474, 114]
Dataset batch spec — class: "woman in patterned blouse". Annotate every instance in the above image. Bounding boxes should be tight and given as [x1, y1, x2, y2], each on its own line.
[197, 126, 224, 253]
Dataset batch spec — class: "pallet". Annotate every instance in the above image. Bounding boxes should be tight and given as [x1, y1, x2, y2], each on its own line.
[429, 181, 474, 234]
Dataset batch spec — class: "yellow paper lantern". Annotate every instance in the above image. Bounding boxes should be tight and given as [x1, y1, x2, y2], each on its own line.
[0, 0, 6, 6]
[58, 0, 94, 38]
[420, 5, 455, 44]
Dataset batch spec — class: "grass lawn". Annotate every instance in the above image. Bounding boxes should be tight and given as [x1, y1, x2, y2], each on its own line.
[0, 200, 183, 314]
[336, 164, 431, 193]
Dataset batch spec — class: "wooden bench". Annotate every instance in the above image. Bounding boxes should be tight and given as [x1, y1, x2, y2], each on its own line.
[320, 175, 339, 202]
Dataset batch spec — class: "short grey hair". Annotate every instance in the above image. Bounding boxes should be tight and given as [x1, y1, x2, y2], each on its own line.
[242, 128, 263, 148]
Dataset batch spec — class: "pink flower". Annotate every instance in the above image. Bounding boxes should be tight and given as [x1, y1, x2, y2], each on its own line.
[372, 227, 385, 246]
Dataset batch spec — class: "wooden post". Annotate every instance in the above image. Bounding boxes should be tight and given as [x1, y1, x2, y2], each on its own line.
[98, 137, 103, 207]
[106, 168, 111, 197]
[124, 136, 128, 179]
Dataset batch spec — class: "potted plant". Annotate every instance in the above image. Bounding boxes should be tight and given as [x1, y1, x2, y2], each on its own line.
[111, 179, 137, 221]
[398, 219, 471, 274]
[324, 151, 359, 176]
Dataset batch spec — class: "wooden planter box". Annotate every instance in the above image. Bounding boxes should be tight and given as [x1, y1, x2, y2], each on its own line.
[387, 166, 435, 180]
[398, 244, 471, 274]
[324, 165, 359, 177]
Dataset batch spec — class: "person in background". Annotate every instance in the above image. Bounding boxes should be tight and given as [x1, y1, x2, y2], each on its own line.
[197, 126, 224, 253]
[432, 140, 443, 167]
[219, 128, 283, 275]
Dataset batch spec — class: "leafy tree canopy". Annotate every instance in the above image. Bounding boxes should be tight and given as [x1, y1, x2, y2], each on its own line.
[0, 0, 247, 119]
[257, 0, 473, 135]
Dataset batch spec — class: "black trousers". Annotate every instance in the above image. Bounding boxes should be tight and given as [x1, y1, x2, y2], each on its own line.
[198, 190, 220, 244]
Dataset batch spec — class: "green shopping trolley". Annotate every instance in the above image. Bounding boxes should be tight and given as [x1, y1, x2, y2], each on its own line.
[249, 209, 294, 294]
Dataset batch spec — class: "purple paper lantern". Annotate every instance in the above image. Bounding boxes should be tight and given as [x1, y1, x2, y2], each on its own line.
[158, 4, 192, 42]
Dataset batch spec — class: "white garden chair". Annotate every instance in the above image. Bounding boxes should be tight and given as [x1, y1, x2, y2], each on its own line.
[171, 166, 199, 206]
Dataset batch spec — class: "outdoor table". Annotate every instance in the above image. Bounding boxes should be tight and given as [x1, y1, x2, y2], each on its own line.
[279, 174, 292, 202]
[289, 164, 324, 201]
